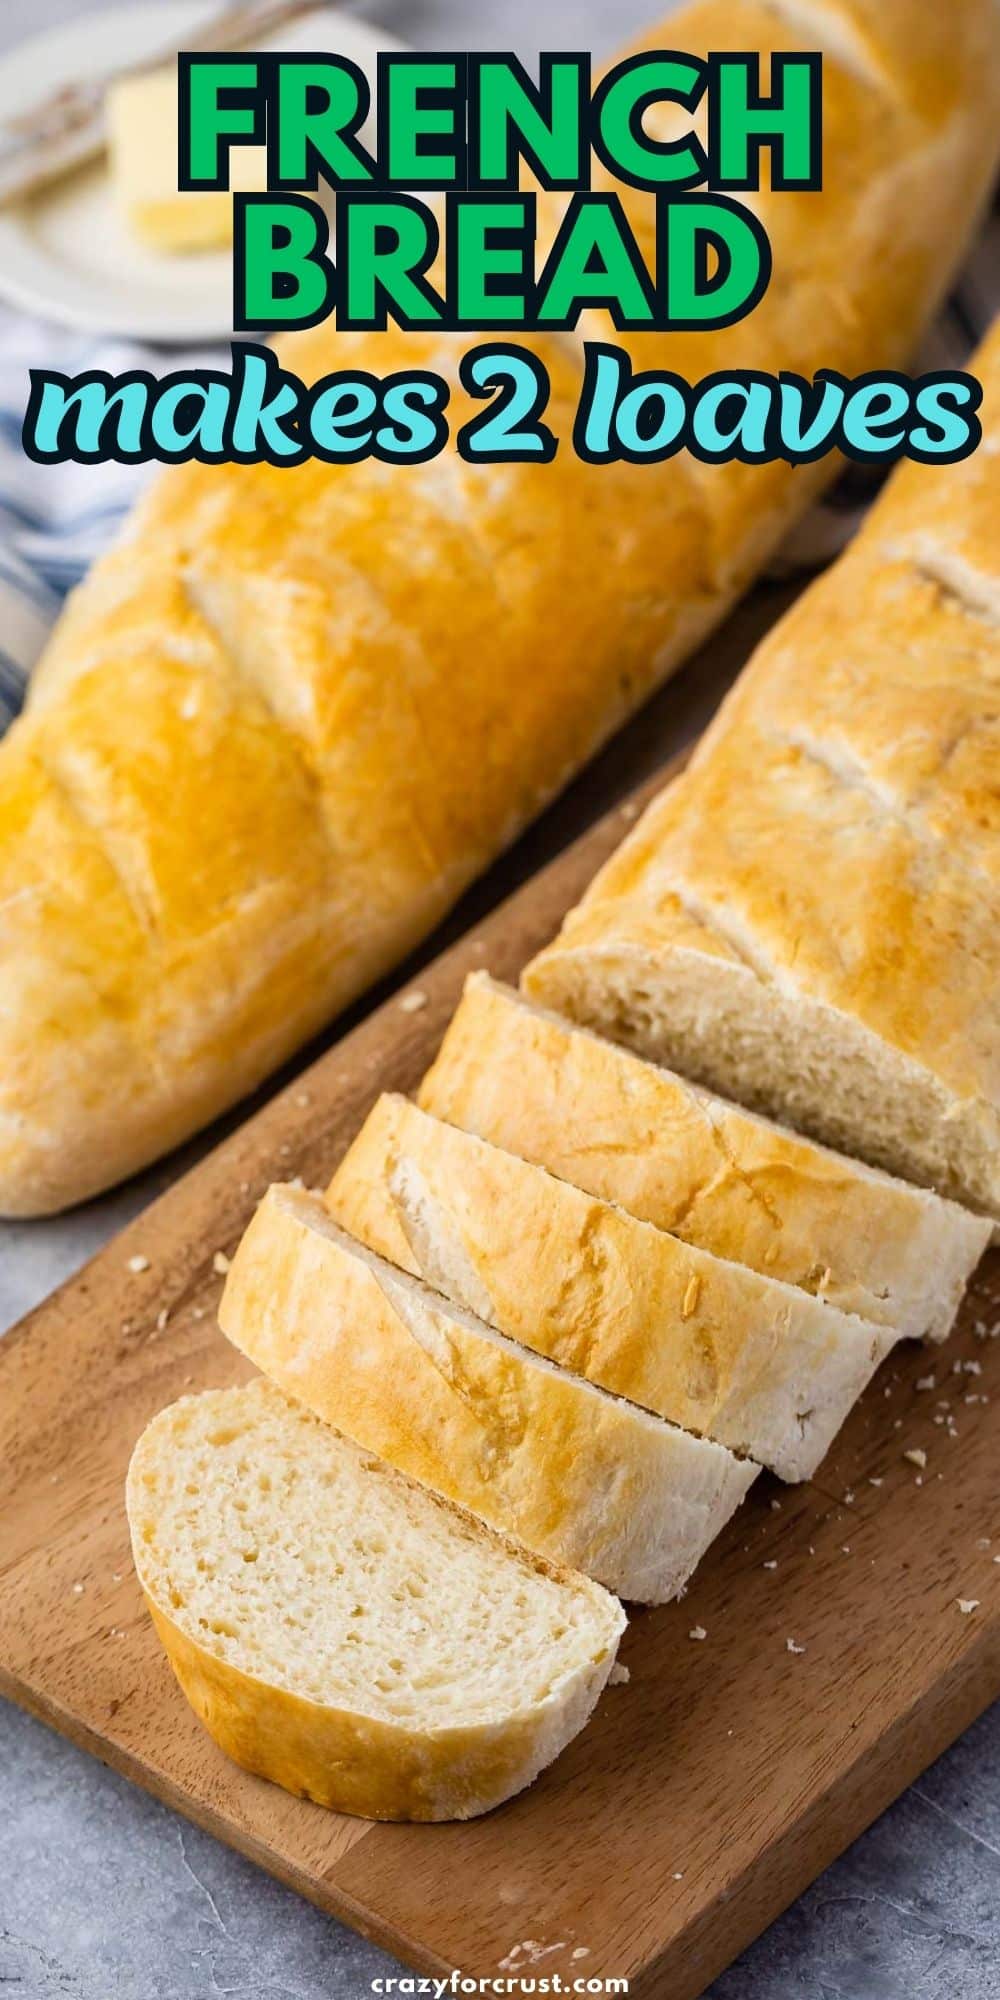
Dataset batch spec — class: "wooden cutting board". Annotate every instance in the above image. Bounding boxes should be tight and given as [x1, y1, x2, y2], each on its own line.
[1, 762, 998, 2000]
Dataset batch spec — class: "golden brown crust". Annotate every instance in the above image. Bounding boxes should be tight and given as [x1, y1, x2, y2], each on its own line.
[219, 1185, 757, 1601]
[144, 1594, 614, 1822]
[526, 320, 1000, 1214]
[127, 1381, 624, 1822]
[325, 1092, 897, 1480]
[418, 977, 990, 1340]
[3, 0, 998, 1215]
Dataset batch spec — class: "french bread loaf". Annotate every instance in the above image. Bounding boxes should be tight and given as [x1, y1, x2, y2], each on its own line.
[326, 1093, 895, 1481]
[418, 975, 991, 1342]
[218, 1185, 757, 1601]
[4, 0, 999, 1216]
[525, 317, 1000, 1221]
[127, 1379, 625, 1821]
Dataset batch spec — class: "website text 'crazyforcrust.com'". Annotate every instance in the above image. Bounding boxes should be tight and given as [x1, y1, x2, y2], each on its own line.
[371, 1973, 629, 1996]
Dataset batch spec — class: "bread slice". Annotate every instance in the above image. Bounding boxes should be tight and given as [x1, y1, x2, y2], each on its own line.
[417, 975, 990, 1343]
[327, 1093, 896, 1483]
[127, 1379, 625, 1822]
[219, 1186, 757, 1602]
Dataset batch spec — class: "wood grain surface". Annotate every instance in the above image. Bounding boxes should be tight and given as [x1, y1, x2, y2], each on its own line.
[1, 758, 998, 2000]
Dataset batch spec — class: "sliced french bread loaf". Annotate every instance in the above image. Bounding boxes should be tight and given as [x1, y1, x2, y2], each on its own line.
[417, 975, 990, 1343]
[524, 325, 1000, 1222]
[6, 0, 998, 1222]
[127, 1379, 625, 1821]
[219, 1186, 757, 1602]
[326, 1094, 896, 1482]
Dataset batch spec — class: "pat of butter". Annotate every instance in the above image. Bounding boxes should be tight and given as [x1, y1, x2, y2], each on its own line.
[107, 67, 268, 252]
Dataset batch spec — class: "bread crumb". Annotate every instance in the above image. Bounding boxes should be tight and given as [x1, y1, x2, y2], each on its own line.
[295, 1091, 312, 1107]
[957, 1599, 980, 1615]
[681, 1274, 701, 1319]
[770, 1499, 782, 1513]
[916, 1374, 935, 1392]
[904, 1448, 927, 1470]
[763, 1560, 778, 1571]
[72, 1582, 84, 1595]
[869, 1477, 883, 1487]
[212, 1251, 231, 1276]
[155, 1307, 170, 1332]
[126, 1254, 150, 1274]
[843, 1491, 855, 1505]
[688, 1625, 707, 1642]
[672, 1871, 684, 1881]
[620, 800, 640, 821]
[786, 1639, 806, 1655]
[399, 990, 429, 1014]
[609, 1663, 630, 1686]
[964, 1359, 983, 1377]
[571, 1949, 590, 1961]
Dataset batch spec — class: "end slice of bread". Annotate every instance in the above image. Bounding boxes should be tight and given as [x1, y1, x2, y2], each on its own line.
[219, 1186, 757, 1603]
[128, 1379, 625, 1822]
[417, 975, 990, 1343]
[327, 1092, 897, 1483]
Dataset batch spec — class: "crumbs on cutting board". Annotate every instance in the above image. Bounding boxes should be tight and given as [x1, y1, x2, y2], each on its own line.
[126, 1254, 150, 1273]
[497, 1941, 569, 1972]
[212, 1251, 231, 1276]
[399, 990, 429, 1014]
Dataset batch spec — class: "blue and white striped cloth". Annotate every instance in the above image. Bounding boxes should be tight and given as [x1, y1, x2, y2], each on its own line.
[0, 311, 223, 731]
[0, 209, 996, 737]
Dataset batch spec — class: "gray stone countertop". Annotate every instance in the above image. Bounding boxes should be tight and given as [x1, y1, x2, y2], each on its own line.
[1, 3, 997, 1996]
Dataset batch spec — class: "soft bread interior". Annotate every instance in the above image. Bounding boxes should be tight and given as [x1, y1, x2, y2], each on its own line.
[524, 943, 1000, 1224]
[128, 1379, 623, 1730]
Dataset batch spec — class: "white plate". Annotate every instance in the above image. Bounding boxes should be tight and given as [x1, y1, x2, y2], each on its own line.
[0, 3, 408, 343]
